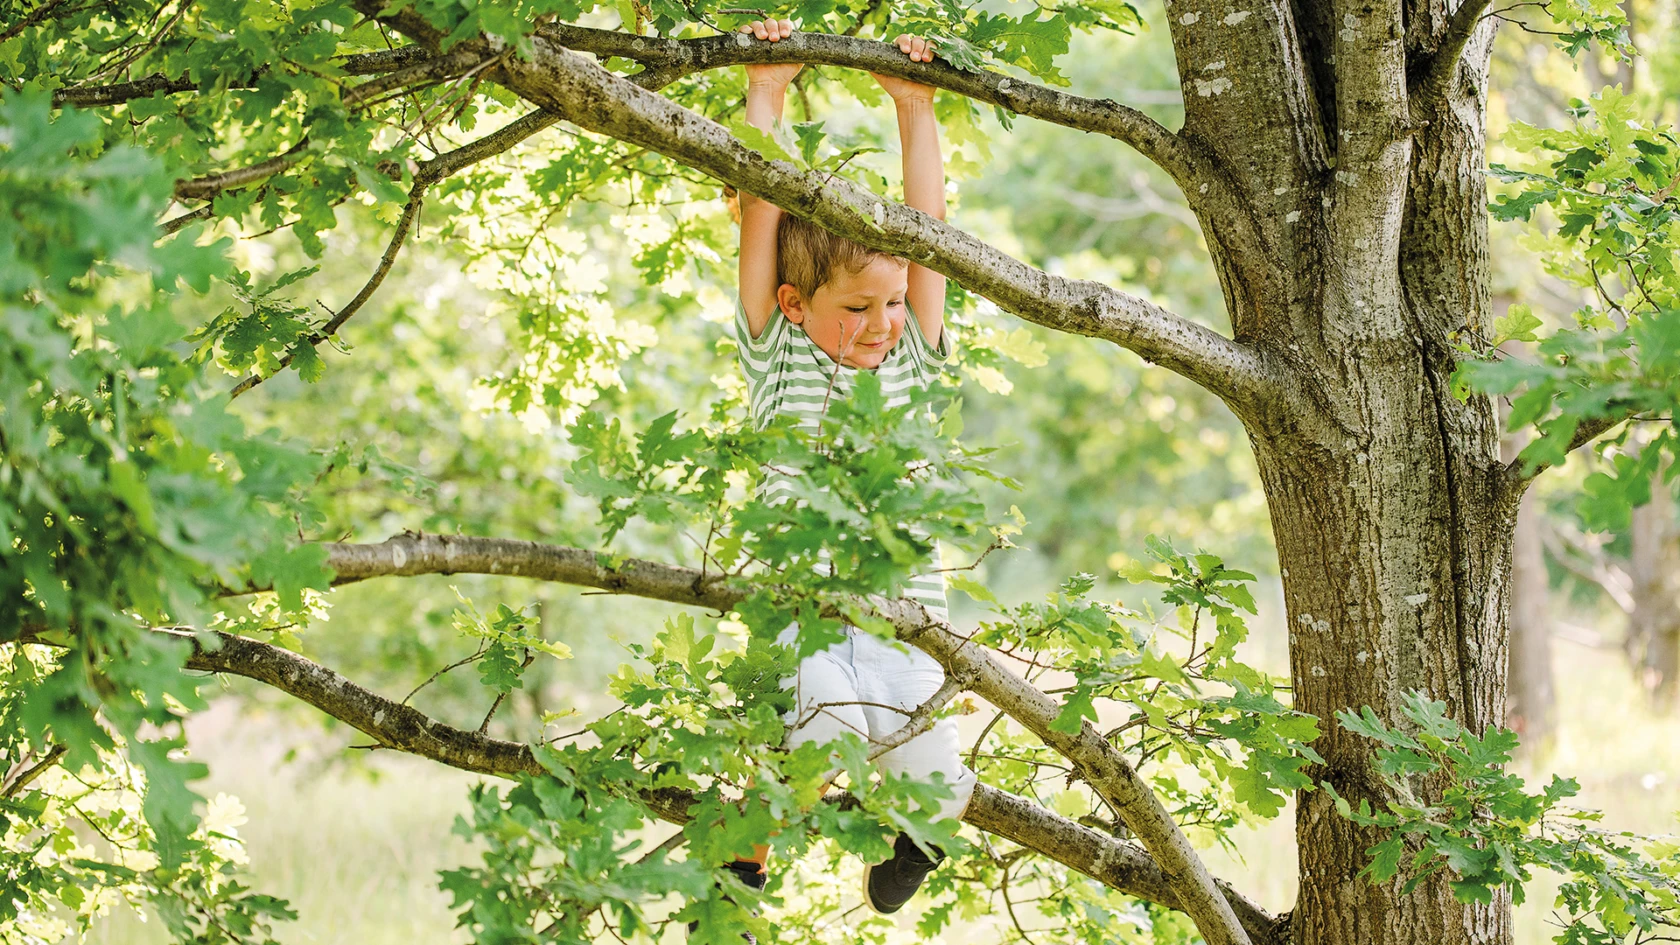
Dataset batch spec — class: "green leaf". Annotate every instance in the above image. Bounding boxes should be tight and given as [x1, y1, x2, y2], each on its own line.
[478, 640, 526, 693]
[1364, 834, 1405, 883]
[1050, 687, 1097, 735]
[947, 573, 995, 605]
[1491, 304, 1543, 344]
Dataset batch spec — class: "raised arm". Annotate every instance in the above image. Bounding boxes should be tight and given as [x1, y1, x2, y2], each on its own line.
[737, 19, 801, 340]
[873, 36, 947, 350]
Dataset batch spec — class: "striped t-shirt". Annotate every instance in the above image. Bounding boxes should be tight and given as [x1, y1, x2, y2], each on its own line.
[735, 301, 952, 622]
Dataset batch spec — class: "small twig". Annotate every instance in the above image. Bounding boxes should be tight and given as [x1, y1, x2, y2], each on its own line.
[87, 0, 191, 82]
[402, 644, 487, 706]
[477, 648, 536, 734]
[966, 708, 1006, 769]
[0, 0, 73, 44]
[2, 743, 68, 798]
[157, 202, 216, 235]
[865, 672, 969, 761]
[1488, 12, 1569, 35]
[229, 180, 425, 398]
[635, 829, 689, 864]
[921, 535, 1006, 574]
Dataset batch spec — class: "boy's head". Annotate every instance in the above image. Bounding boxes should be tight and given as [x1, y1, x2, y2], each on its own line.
[774, 214, 910, 370]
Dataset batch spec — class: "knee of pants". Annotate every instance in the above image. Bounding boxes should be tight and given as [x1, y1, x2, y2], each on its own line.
[873, 717, 976, 821]
[779, 647, 867, 751]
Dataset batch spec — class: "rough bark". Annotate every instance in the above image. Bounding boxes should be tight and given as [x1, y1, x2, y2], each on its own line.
[1159, 0, 1520, 939]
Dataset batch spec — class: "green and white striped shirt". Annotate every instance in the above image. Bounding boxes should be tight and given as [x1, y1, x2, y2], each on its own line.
[735, 302, 952, 621]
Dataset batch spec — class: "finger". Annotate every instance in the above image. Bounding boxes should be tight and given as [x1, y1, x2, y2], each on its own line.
[778, 18, 794, 38]
[912, 37, 928, 60]
[896, 34, 912, 53]
[739, 22, 752, 32]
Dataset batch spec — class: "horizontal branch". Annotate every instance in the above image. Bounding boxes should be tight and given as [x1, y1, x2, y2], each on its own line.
[50, 47, 433, 109]
[46, 622, 1275, 941]
[536, 23, 1278, 311]
[483, 35, 1273, 411]
[1503, 410, 1633, 483]
[169, 47, 491, 204]
[541, 25, 1185, 178]
[275, 532, 1256, 945]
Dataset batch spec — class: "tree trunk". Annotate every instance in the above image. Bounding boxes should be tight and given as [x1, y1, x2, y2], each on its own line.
[1499, 377, 1555, 745]
[1505, 492, 1555, 743]
[1254, 364, 1516, 945]
[1187, 7, 1521, 940]
[1627, 485, 1680, 710]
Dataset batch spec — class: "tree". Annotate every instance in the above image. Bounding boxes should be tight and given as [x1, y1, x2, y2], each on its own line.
[5, 1, 1678, 945]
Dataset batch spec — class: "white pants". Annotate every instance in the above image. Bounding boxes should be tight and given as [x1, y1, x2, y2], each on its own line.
[777, 624, 977, 824]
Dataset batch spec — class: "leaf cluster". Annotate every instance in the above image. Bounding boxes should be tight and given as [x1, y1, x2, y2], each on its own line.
[1463, 88, 1680, 522]
[966, 536, 1320, 841]
[0, 94, 331, 891]
[1332, 691, 1680, 943]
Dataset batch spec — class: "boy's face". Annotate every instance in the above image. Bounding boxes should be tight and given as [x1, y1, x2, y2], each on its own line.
[777, 256, 910, 369]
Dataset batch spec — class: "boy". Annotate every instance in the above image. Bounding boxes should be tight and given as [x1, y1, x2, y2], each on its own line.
[723, 18, 977, 920]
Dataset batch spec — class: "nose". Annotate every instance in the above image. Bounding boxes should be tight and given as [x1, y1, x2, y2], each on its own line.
[864, 304, 891, 334]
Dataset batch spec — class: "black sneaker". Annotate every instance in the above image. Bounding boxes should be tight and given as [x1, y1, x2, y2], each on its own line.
[863, 833, 945, 915]
[687, 860, 767, 943]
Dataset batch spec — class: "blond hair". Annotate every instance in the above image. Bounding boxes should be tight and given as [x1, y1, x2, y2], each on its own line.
[776, 214, 905, 298]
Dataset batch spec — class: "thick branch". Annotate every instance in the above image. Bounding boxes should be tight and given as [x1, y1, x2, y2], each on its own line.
[535, 23, 1278, 307]
[283, 533, 1255, 945]
[966, 787, 1285, 944]
[1409, 0, 1497, 108]
[67, 623, 1276, 940]
[481, 35, 1275, 412]
[542, 27, 1178, 177]
[1503, 410, 1633, 482]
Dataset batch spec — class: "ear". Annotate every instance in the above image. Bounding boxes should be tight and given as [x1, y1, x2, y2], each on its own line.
[776, 284, 808, 324]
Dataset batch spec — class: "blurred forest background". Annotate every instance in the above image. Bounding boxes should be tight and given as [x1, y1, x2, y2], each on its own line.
[71, 2, 1680, 941]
